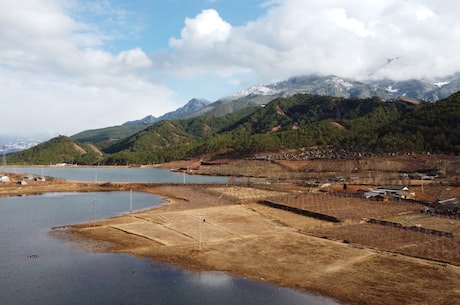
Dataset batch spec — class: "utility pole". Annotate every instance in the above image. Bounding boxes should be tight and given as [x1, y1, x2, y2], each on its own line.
[130, 189, 133, 213]
[92, 199, 97, 226]
[197, 214, 205, 250]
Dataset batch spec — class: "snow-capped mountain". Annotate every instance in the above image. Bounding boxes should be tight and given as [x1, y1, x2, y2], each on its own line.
[117, 74, 460, 132]
[221, 74, 460, 104]
[70, 73, 460, 147]
[219, 85, 281, 102]
[187, 74, 460, 118]
[0, 138, 42, 154]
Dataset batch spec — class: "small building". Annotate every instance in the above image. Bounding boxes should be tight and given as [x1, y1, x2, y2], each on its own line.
[363, 188, 385, 199]
[0, 175, 10, 183]
[377, 185, 415, 199]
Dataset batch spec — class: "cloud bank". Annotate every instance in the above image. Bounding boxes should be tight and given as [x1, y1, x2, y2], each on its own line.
[0, 0, 175, 138]
[1, 0, 460, 138]
[166, 0, 460, 82]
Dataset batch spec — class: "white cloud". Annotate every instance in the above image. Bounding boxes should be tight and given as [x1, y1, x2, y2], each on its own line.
[2, 0, 460, 139]
[164, 0, 460, 83]
[169, 9, 231, 49]
[0, 0, 177, 138]
[116, 48, 153, 70]
[331, 8, 372, 38]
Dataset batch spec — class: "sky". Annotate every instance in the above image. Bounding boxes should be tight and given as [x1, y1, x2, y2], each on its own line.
[2, 0, 460, 140]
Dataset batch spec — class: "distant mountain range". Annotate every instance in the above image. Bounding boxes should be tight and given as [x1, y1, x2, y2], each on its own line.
[216, 74, 460, 106]
[73, 74, 460, 145]
[0, 137, 43, 155]
[9, 91, 460, 165]
[6, 74, 460, 152]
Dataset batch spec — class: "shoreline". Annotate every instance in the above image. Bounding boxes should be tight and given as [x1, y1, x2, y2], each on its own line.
[1, 163, 459, 305]
[47, 183, 459, 305]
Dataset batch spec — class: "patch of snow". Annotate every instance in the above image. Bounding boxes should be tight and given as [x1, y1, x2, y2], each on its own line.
[220, 85, 279, 101]
[327, 77, 353, 90]
[386, 86, 399, 93]
[433, 81, 450, 88]
[0, 139, 41, 154]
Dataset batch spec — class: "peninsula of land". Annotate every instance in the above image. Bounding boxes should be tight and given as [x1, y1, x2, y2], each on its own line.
[2, 156, 459, 305]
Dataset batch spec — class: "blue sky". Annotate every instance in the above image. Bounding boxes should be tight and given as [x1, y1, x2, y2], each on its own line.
[1, 0, 460, 139]
[83, 0, 266, 52]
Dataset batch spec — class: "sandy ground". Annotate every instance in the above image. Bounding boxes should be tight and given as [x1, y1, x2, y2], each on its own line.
[46, 183, 460, 305]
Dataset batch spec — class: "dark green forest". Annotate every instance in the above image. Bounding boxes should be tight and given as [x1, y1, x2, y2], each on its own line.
[7, 92, 460, 165]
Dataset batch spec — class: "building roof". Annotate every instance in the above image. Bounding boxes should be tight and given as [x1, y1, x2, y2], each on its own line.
[378, 185, 409, 191]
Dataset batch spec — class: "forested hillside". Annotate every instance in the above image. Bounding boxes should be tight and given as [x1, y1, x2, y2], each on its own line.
[7, 93, 460, 165]
[100, 92, 460, 164]
[7, 136, 103, 165]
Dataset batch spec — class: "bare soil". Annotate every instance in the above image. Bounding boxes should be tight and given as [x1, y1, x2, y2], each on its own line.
[53, 183, 459, 305]
[2, 156, 460, 305]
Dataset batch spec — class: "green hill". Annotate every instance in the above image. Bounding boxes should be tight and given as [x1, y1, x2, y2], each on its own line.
[7, 135, 103, 165]
[103, 107, 259, 164]
[8, 93, 460, 165]
[71, 124, 146, 147]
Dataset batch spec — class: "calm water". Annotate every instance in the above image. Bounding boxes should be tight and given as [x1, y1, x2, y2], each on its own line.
[9, 166, 237, 183]
[0, 191, 340, 305]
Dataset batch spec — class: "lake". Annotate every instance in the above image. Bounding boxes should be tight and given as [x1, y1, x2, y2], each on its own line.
[9, 166, 238, 183]
[0, 168, 340, 304]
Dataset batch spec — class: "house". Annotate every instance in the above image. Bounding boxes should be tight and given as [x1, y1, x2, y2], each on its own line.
[377, 185, 415, 199]
[362, 188, 386, 199]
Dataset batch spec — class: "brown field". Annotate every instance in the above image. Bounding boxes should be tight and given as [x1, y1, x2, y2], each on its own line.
[2, 155, 460, 305]
[53, 183, 459, 305]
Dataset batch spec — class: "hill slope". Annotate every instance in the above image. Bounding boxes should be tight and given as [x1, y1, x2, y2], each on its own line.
[72, 98, 210, 145]
[7, 135, 103, 165]
[8, 93, 460, 165]
[100, 93, 459, 164]
[71, 74, 460, 147]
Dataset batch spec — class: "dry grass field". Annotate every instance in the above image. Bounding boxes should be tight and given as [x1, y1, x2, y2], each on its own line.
[3, 154, 460, 305]
[55, 182, 459, 305]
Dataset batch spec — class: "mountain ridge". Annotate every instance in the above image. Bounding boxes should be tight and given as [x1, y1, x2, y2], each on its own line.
[8, 91, 460, 165]
[72, 98, 211, 144]
[7, 73, 460, 152]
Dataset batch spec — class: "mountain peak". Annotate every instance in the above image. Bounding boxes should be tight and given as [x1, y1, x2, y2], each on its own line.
[219, 86, 279, 102]
[185, 98, 211, 108]
[123, 115, 157, 126]
[158, 98, 210, 121]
